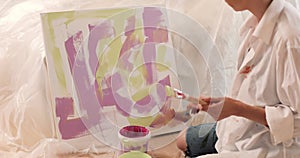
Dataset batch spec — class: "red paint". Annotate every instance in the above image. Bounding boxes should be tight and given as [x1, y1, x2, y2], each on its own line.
[240, 65, 253, 75]
[176, 91, 186, 99]
[119, 126, 149, 138]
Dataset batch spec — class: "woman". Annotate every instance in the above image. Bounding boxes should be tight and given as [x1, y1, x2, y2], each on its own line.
[176, 0, 300, 157]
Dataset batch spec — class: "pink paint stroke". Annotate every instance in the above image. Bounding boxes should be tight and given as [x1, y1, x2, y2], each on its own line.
[142, 46, 157, 84]
[88, 22, 114, 75]
[142, 7, 168, 85]
[65, 35, 76, 71]
[157, 75, 172, 113]
[134, 95, 156, 113]
[55, 97, 89, 139]
[62, 23, 119, 138]
[119, 16, 140, 71]
[143, 7, 163, 42]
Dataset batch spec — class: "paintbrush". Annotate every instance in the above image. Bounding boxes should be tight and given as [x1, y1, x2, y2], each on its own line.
[165, 86, 207, 107]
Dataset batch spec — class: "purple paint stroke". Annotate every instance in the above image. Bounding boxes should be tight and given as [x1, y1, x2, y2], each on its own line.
[143, 7, 163, 26]
[119, 16, 141, 71]
[158, 75, 171, 86]
[88, 24, 96, 31]
[134, 95, 156, 113]
[133, 75, 171, 113]
[63, 31, 102, 139]
[94, 74, 120, 107]
[55, 97, 89, 139]
[119, 49, 134, 71]
[136, 95, 151, 106]
[108, 72, 124, 91]
[62, 21, 117, 135]
[156, 84, 167, 104]
[73, 56, 101, 125]
[65, 31, 83, 72]
[63, 29, 102, 126]
[143, 7, 164, 42]
[88, 22, 114, 76]
[142, 7, 167, 85]
[113, 93, 133, 117]
[143, 7, 169, 43]
[142, 46, 157, 85]
[110, 71, 133, 116]
[142, 7, 168, 43]
[157, 75, 171, 102]
[56, 97, 74, 117]
[97, 87, 117, 106]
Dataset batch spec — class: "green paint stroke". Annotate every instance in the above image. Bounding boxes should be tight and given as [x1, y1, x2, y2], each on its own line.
[52, 47, 67, 89]
[41, 14, 68, 90]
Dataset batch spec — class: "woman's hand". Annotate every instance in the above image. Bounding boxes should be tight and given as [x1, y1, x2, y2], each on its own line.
[201, 97, 241, 121]
[188, 97, 240, 121]
[188, 96, 268, 126]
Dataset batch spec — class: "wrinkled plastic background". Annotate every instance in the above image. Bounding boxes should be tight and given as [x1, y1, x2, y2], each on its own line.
[0, 0, 299, 157]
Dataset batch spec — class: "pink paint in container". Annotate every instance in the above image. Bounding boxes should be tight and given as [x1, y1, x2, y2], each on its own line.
[118, 125, 151, 153]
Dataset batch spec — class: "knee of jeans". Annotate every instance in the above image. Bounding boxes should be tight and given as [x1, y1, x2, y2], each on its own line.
[176, 129, 188, 151]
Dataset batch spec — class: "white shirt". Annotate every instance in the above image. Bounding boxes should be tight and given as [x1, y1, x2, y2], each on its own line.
[215, 0, 300, 157]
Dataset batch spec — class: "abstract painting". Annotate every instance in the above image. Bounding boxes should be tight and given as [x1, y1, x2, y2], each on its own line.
[41, 7, 181, 143]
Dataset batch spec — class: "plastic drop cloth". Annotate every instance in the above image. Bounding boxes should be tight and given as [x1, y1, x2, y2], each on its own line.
[0, 0, 299, 157]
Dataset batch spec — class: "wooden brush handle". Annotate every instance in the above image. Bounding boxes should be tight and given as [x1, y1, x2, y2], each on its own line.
[186, 96, 207, 105]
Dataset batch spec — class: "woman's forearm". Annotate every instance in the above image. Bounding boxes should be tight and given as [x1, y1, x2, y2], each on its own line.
[236, 102, 268, 127]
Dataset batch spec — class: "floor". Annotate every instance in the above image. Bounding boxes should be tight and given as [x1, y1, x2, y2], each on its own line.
[58, 136, 185, 158]
[58, 112, 213, 158]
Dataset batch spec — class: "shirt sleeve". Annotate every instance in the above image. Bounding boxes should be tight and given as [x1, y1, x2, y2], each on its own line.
[265, 38, 300, 145]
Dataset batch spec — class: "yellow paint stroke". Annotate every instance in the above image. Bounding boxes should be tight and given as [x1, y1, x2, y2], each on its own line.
[164, 85, 174, 97]
[96, 12, 146, 96]
[95, 10, 139, 97]
[96, 36, 123, 96]
[131, 86, 151, 102]
[129, 73, 144, 89]
[95, 37, 114, 96]
[41, 14, 69, 91]
[129, 49, 148, 89]
[52, 47, 67, 89]
[138, 64, 149, 84]
[127, 115, 156, 127]
[113, 9, 135, 34]
[132, 18, 145, 44]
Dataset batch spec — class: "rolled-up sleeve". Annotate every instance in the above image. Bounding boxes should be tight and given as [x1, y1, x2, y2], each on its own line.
[266, 38, 300, 145]
[265, 105, 294, 145]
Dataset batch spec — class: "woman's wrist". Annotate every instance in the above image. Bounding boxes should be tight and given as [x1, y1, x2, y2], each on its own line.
[234, 101, 268, 126]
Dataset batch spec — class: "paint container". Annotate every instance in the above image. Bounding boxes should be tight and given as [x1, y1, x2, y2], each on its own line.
[118, 151, 152, 158]
[118, 125, 151, 153]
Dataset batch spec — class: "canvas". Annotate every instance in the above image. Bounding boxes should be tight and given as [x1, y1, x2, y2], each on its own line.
[41, 7, 185, 149]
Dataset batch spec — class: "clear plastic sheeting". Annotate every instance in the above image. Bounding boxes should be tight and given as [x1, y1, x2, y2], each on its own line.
[0, 0, 299, 157]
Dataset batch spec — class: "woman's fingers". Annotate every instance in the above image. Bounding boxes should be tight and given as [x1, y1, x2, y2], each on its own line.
[186, 96, 227, 114]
